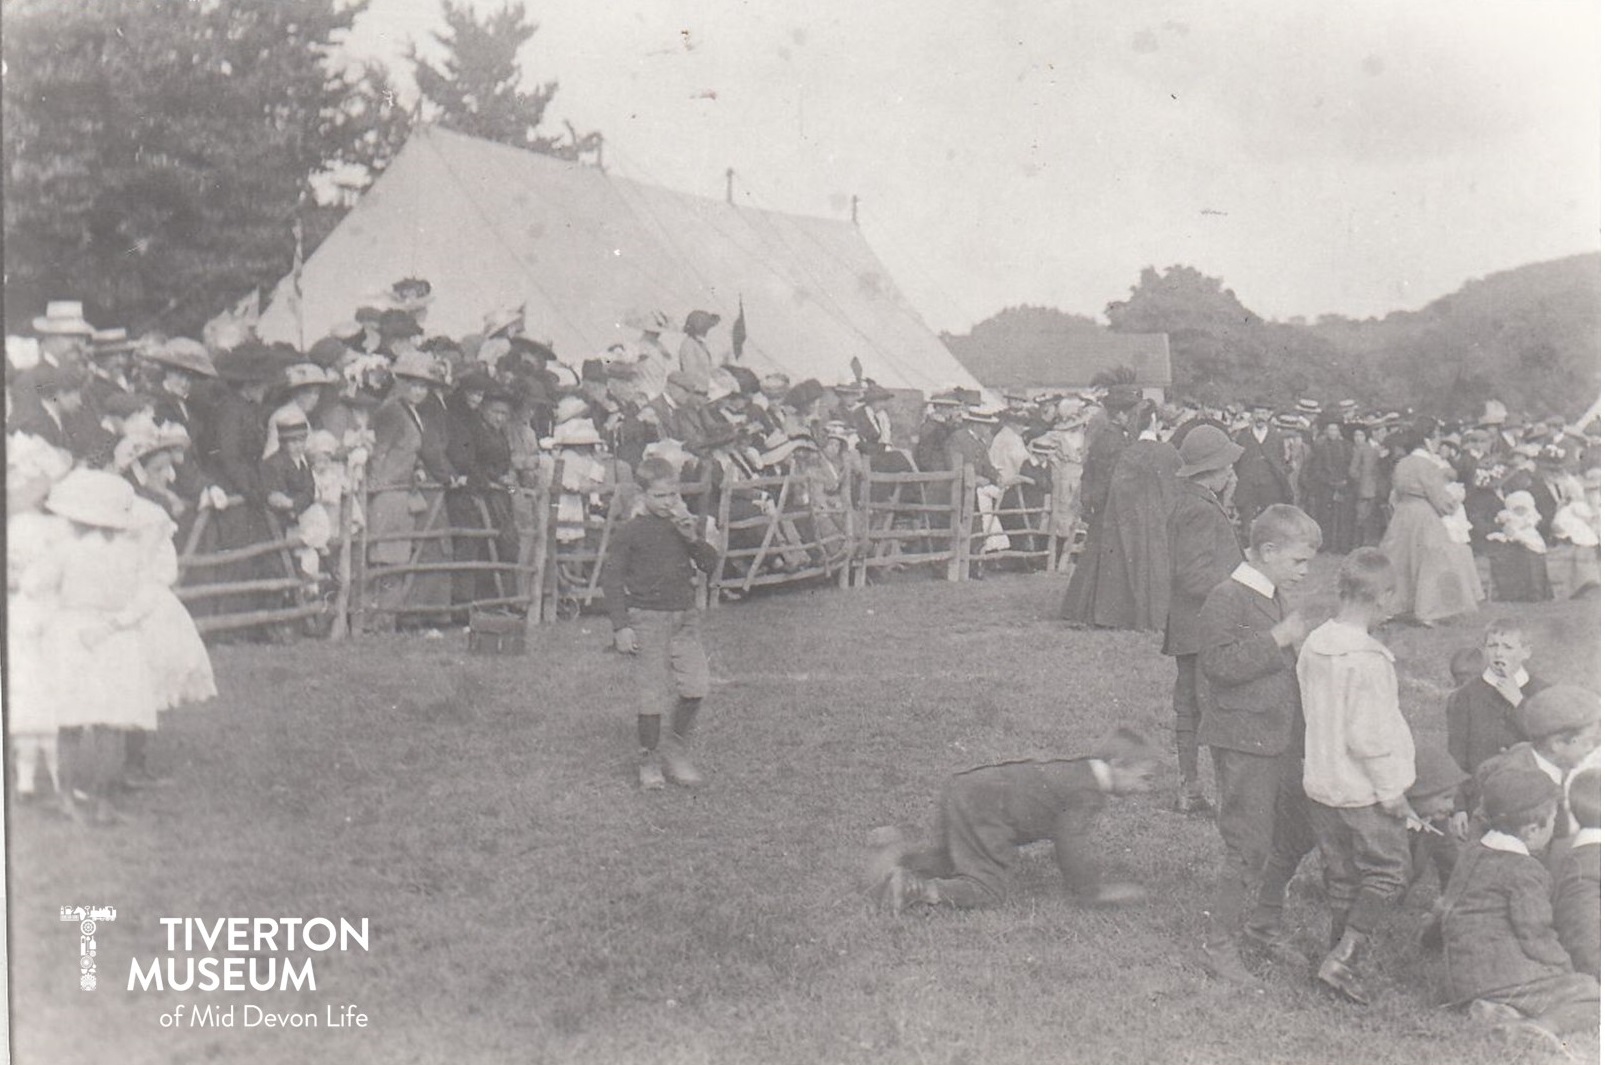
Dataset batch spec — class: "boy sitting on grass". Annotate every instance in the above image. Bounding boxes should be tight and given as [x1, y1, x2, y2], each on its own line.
[1552, 766, 1599, 978]
[1405, 745, 1470, 895]
[601, 456, 721, 791]
[1437, 765, 1599, 1054]
[1445, 618, 1546, 775]
[1479, 685, 1601, 846]
[1195, 504, 1320, 985]
[869, 727, 1161, 913]
[1297, 548, 1416, 1005]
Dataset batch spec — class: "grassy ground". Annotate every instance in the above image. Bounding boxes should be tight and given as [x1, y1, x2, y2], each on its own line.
[8, 558, 1600, 1065]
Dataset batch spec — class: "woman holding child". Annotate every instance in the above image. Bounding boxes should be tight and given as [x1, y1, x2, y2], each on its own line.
[1379, 418, 1482, 626]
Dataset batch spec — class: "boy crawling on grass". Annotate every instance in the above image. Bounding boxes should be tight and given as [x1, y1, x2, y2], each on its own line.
[868, 727, 1161, 913]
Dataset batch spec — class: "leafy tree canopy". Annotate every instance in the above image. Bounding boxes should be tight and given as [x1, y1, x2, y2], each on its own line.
[410, 1, 600, 162]
[3, 0, 410, 336]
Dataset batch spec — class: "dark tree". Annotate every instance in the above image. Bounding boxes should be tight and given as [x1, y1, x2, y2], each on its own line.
[410, 1, 601, 162]
[2, 0, 410, 335]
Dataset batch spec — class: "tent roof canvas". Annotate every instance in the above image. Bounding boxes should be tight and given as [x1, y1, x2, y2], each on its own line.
[258, 126, 978, 394]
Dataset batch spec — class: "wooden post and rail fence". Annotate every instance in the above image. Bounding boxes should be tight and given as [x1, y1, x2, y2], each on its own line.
[172, 463, 1064, 641]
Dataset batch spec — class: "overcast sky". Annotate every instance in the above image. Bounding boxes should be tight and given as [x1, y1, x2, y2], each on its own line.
[340, 0, 1601, 334]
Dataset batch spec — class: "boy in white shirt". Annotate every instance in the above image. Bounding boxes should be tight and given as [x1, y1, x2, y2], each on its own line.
[1297, 547, 1416, 1005]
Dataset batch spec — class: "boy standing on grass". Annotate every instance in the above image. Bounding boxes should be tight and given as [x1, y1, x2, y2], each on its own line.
[602, 456, 720, 791]
[1195, 504, 1320, 985]
[1445, 619, 1546, 775]
[1437, 765, 1599, 1054]
[1296, 548, 1416, 1005]
[869, 728, 1162, 912]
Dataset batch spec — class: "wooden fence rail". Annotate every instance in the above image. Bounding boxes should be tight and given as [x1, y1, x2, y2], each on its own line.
[168, 462, 1067, 640]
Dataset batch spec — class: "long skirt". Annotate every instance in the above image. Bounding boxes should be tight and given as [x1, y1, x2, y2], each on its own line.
[1380, 499, 1482, 624]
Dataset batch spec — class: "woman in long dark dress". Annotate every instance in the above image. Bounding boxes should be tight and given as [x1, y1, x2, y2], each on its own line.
[1060, 396, 1180, 630]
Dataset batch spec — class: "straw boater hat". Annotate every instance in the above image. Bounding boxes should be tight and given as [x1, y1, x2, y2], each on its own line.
[45, 468, 136, 528]
[1175, 425, 1244, 478]
[1295, 397, 1322, 417]
[964, 404, 1002, 425]
[390, 349, 439, 382]
[552, 418, 603, 447]
[33, 300, 95, 336]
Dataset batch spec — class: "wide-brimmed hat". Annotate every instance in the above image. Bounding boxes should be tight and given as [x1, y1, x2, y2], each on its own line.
[376, 309, 423, 342]
[33, 300, 95, 336]
[682, 309, 721, 336]
[90, 327, 136, 356]
[390, 349, 439, 382]
[143, 338, 218, 378]
[552, 418, 603, 447]
[963, 405, 1002, 424]
[555, 394, 591, 424]
[306, 336, 350, 368]
[1176, 425, 1244, 478]
[784, 378, 825, 410]
[507, 336, 557, 363]
[282, 362, 337, 390]
[456, 370, 499, 396]
[863, 383, 895, 404]
[45, 468, 136, 528]
[214, 342, 283, 384]
[620, 308, 671, 333]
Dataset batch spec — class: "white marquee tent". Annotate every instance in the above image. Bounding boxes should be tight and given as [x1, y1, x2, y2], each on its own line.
[257, 126, 979, 394]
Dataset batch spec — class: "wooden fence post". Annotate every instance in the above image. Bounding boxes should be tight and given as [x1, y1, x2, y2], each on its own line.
[955, 464, 976, 581]
[328, 473, 357, 641]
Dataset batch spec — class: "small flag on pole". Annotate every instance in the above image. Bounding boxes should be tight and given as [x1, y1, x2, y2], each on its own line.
[731, 295, 747, 361]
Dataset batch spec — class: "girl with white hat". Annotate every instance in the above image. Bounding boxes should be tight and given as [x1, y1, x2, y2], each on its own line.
[29, 469, 159, 823]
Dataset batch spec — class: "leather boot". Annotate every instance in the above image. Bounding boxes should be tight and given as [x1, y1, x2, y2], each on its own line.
[1317, 927, 1369, 1005]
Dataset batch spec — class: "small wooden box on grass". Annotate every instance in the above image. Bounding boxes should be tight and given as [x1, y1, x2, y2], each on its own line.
[468, 609, 526, 655]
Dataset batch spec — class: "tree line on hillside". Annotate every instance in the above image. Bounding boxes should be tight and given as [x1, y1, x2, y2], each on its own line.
[2, 0, 600, 337]
[942, 256, 1600, 420]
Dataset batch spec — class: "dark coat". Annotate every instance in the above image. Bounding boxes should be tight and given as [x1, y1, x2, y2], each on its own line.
[1232, 426, 1292, 513]
[1196, 575, 1301, 756]
[1445, 673, 1548, 775]
[1441, 843, 1576, 1005]
[1060, 438, 1180, 631]
[1552, 840, 1601, 978]
[1163, 479, 1244, 656]
[260, 450, 317, 516]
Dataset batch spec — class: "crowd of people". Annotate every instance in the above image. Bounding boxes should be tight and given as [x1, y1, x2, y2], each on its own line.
[1056, 388, 1601, 633]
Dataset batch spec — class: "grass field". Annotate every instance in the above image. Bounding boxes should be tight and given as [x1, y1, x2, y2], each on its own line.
[8, 559, 1600, 1065]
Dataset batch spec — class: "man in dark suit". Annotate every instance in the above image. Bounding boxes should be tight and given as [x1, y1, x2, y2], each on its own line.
[1231, 400, 1292, 541]
[1195, 504, 1319, 984]
[1163, 426, 1245, 814]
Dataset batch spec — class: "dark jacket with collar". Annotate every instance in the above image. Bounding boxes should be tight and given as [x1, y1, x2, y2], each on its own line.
[1196, 572, 1301, 755]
